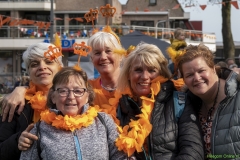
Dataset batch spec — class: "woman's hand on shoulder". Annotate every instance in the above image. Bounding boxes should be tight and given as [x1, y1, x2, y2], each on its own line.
[1, 86, 27, 122]
[18, 124, 38, 151]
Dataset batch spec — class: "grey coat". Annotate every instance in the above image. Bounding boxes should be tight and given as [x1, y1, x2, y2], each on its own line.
[189, 69, 240, 159]
[20, 106, 127, 160]
[211, 71, 240, 157]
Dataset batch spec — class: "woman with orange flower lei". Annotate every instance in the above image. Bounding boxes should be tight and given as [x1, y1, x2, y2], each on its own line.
[113, 43, 204, 160]
[0, 42, 63, 160]
[20, 67, 127, 160]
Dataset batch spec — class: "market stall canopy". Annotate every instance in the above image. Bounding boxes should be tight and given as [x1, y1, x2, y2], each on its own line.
[120, 31, 170, 58]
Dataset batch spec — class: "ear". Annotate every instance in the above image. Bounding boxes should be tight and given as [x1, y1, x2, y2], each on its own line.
[51, 91, 56, 104]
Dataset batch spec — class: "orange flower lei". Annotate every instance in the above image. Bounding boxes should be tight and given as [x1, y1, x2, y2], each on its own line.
[25, 81, 47, 112]
[40, 106, 99, 132]
[101, 76, 168, 157]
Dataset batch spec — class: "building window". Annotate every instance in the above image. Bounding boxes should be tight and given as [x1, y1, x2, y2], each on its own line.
[149, 0, 156, 5]
[55, 14, 64, 25]
[131, 21, 154, 27]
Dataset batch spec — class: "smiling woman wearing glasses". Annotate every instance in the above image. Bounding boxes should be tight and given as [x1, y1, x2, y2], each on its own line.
[20, 67, 127, 160]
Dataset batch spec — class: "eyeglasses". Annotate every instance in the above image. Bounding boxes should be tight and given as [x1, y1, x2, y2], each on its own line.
[55, 88, 87, 97]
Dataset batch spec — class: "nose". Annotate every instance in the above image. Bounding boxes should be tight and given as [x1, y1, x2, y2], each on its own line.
[38, 61, 47, 70]
[193, 73, 201, 81]
[99, 51, 107, 60]
[141, 70, 150, 79]
[67, 90, 75, 99]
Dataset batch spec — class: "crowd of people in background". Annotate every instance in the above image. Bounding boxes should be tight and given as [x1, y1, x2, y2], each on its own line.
[0, 24, 240, 160]
[0, 76, 30, 94]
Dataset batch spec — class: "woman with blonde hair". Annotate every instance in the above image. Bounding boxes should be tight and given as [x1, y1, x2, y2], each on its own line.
[113, 43, 204, 159]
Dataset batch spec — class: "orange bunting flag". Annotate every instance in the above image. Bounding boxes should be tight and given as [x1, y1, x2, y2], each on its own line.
[9, 19, 18, 27]
[231, 1, 239, 9]
[120, 10, 126, 15]
[160, 7, 165, 11]
[172, 4, 180, 9]
[144, 8, 149, 12]
[0, 16, 11, 28]
[54, 17, 63, 20]
[45, 22, 50, 31]
[200, 5, 207, 10]
[74, 17, 83, 22]
[66, 18, 73, 21]
[136, 7, 139, 12]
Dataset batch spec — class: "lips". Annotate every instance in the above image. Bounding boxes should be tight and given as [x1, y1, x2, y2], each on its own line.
[37, 73, 50, 77]
[139, 82, 150, 86]
[99, 62, 111, 66]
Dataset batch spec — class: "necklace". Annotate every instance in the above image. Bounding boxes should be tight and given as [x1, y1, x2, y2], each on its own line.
[205, 78, 220, 124]
[100, 79, 117, 92]
[40, 106, 99, 132]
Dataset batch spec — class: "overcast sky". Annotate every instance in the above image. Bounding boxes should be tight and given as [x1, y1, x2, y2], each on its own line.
[118, 0, 240, 42]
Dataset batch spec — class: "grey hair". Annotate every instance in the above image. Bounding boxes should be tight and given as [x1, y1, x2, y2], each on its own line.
[22, 42, 63, 74]
[87, 31, 123, 56]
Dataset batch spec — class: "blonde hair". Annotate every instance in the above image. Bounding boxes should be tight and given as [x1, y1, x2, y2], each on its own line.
[174, 28, 185, 39]
[118, 43, 171, 92]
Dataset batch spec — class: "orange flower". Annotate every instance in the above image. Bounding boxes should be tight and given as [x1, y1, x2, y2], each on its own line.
[25, 82, 47, 112]
[41, 106, 99, 132]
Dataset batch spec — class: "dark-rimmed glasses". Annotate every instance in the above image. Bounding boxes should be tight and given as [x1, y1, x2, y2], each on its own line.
[55, 88, 87, 97]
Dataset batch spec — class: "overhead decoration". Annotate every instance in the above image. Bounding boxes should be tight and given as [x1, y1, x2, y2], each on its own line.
[72, 42, 92, 71]
[200, 5, 207, 10]
[84, 8, 99, 34]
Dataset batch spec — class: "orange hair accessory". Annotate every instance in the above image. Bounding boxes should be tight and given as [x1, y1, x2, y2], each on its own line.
[72, 42, 92, 71]
[99, 4, 116, 25]
[44, 44, 63, 67]
[99, 4, 120, 44]
[84, 8, 99, 34]
[113, 45, 136, 57]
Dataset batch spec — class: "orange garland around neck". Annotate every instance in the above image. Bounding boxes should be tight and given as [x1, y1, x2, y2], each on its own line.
[40, 106, 99, 132]
[25, 81, 48, 112]
[101, 76, 168, 157]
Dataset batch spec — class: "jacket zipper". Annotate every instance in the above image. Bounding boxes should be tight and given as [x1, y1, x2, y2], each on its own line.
[211, 96, 233, 154]
[128, 97, 152, 160]
[73, 131, 82, 160]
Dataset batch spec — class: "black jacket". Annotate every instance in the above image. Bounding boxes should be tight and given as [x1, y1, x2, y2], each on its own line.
[118, 80, 204, 160]
[0, 101, 34, 160]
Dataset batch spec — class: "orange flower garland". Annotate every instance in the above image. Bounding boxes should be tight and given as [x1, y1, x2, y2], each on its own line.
[25, 81, 47, 112]
[40, 106, 99, 132]
[101, 76, 168, 157]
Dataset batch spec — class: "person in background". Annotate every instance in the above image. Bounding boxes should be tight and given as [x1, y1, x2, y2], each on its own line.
[21, 76, 30, 87]
[225, 57, 236, 68]
[167, 28, 187, 79]
[177, 44, 240, 159]
[20, 67, 127, 160]
[13, 76, 21, 89]
[228, 63, 240, 74]
[0, 42, 63, 160]
[215, 61, 228, 68]
[114, 43, 204, 159]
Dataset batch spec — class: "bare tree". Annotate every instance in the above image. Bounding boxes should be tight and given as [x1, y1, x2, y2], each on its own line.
[178, 0, 235, 59]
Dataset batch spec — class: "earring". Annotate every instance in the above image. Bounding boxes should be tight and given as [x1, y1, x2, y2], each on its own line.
[120, 60, 123, 68]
